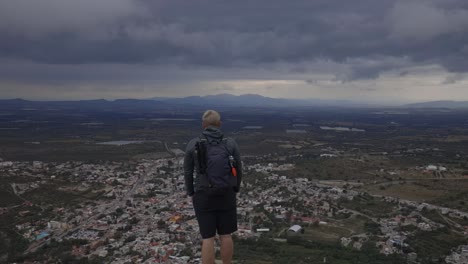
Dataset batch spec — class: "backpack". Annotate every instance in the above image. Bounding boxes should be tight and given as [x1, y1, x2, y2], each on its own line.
[196, 136, 236, 188]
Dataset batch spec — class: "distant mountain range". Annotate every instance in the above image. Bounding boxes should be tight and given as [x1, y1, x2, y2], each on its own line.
[0, 94, 372, 108]
[149, 94, 369, 107]
[1, 95, 468, 109]
[404, 100, 468, 109]
[151, 93, 293, 106]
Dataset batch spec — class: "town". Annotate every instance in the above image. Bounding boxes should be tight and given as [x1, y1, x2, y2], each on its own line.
[2, 151, 467, 263]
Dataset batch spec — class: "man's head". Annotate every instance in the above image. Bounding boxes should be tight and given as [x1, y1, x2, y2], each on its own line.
[202, 110, 221, 128]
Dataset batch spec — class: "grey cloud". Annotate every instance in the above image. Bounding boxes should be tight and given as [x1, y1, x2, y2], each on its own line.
[442, 73, 467, 84]
[304, 80, 317, 85]
[0, 0, 146, 37]
[1, 0, 468, 86]
[360, 87, 377, 92]
[336, 57, 413, 81]
[399, 71, 409, 77]
[388, 1, 468, 42]
[463, 45, 468, 54]
[211, 86, 235, 92]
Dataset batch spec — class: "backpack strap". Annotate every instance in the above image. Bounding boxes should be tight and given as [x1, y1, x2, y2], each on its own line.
[196, 137, 208, 174]
[196, 137, 218, 188]
[221, 138, 237, 175]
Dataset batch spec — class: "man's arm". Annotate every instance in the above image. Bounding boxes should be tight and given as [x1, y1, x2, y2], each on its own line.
[231, 140, 243, 193]
[184, 140, 196, 196]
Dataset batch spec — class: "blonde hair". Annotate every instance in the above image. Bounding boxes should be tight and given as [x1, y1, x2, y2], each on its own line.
[202, 110, 221, 126]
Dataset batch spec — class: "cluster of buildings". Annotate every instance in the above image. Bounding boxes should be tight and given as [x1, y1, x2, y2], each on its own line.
[445, 245, 468, 264]
[2, 155, 468, 263]
[375, 212, 444, 256]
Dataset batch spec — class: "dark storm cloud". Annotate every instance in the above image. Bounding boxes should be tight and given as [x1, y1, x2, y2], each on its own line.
[442, 73, 466, 84]
[0, 0, 468, 81]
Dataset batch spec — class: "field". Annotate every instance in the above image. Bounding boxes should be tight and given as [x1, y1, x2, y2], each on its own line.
[406, 230, 467, 263]
[338, 194, 397, 218]
[301, 225, 352, 243]
[0, 183, 23, 207]
[363, 182, 446, 202]
[362, 179, 468, 211]
[234, 237, 404, 264]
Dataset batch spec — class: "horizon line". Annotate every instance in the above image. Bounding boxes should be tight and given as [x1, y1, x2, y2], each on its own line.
[0, 93, 455, 105]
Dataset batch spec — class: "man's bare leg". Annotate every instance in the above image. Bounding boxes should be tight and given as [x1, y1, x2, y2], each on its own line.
[202, 237, 215, 264]
[219, 234, 233, 264]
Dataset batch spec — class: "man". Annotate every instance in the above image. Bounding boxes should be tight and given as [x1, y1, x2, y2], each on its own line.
[184, 110, 243, 264]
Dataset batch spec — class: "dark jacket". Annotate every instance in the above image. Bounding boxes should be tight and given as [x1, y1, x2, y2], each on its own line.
[184, 126, 243, 196]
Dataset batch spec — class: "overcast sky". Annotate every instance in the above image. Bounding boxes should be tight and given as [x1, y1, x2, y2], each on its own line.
[0, 0, 468, 103]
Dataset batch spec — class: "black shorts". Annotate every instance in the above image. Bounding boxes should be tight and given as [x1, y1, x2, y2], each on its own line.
[192, 187, 237, 239]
